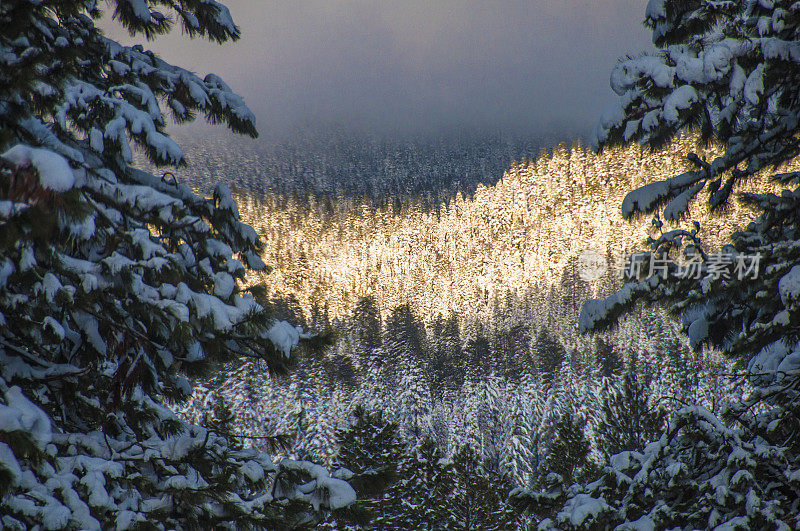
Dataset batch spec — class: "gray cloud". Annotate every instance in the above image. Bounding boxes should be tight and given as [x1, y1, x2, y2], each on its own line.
[103, 1, 653, 139]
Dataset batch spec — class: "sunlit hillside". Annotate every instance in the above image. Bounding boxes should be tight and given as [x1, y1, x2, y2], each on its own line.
[232, 135, 793, 325]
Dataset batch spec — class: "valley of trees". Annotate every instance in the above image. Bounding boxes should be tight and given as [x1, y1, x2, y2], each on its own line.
[185, 296, 736, 528]
[4, 0, 800, 528]
[175, 133, 780, 527]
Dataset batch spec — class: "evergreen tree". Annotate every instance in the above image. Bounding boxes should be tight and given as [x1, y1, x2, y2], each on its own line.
[201, 393, 242, 450]
[385, 304, 432, 441]
[539, 410, 595, 487]
[352, 295, 382, 361]
[307, 290, 333, 345]
[532, 328, 566, 383]
[384, 303, 425, 365]
[324, 352, 358, 388]
[428, 312, 464, 398]
[501, 322, 531, 382]
[390, 437, 455, 530]
[594, 337, 621, 378]
[451, 444, 519, 530]
[0, 1, 354, 526]
[463, 323, 492, 382]
[595, 370, 666, 458]
[285, 369, 317, 459]
[304, 400, 337, 466]
[475, 375, 508, 471]
[513, 409, 598, 524]
[559, 256, 589, 315]
[328, 406, 406, 530]
[396, 360, 433, 441]
[271, 292, 306, 329]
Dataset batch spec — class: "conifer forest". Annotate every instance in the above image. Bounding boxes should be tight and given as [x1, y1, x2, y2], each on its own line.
[3, 0, 800, 529]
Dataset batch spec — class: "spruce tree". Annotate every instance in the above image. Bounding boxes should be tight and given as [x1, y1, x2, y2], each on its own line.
[463, 324, 492, 382]
[390, 437, 455, 530]
[512, 409, 598, 525]
[594, 370, 666, 458]
[429, 312, 464, 398]
[532, 328, 565, 383]
[594, 337, 621, 378]
[201, 393, 242, 451]
[475, 375, 508, 471]
[539, 410, 595, 487]
[351, 295, 382, 370]
[384, 304, 426, 363]
[502, 390, 543, 489]
[0, 1, 353, 527]
[451, 443, 519, 531]
[284, 369, 317, 459]
[396, 361, 433, 441]
[328, 406, 406, 530]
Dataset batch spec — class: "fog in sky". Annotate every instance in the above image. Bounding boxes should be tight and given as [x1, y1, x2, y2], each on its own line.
[105, 1, 653, 140]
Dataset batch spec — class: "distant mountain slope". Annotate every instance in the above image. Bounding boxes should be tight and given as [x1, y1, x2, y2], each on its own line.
[230, 135, 792, 325]
[172, 128, 544, 208]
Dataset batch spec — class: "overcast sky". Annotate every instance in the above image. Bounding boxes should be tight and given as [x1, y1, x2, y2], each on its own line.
[105, 1, 653, 140]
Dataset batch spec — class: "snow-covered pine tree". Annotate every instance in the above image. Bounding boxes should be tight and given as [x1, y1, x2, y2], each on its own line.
[462, 320, 492, 382]
[593, 337, 621, 378]
[451, 378, 480, 454]
[389, 437, 454, 530]
[284, 369, 317, 459]
[539, 410, 595, 488]
[201, 393, 243, 451]
[384, 304, 426, 363]
[0, 1, 354, 528]
[511, 408, 597, 525]
[532, 328, 566, 384]
[594, 370, 666, 459]
[501, 392, 536, 488]
[386, 304, 433, 442]
[428, 312, 464, 399]
[474, 374, 508, 470]
[450, 443, 519, 531]
[351, 295, 382, 372]
[327, 406, 406, 529]
[526, 0, 800, 527]
[303, 399, 337, 466]
[396, 361, 433, 442]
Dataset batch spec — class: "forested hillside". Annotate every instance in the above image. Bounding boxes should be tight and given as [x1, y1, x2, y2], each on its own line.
[172, 128, 544, 206]
[231, 133, 789, 322]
